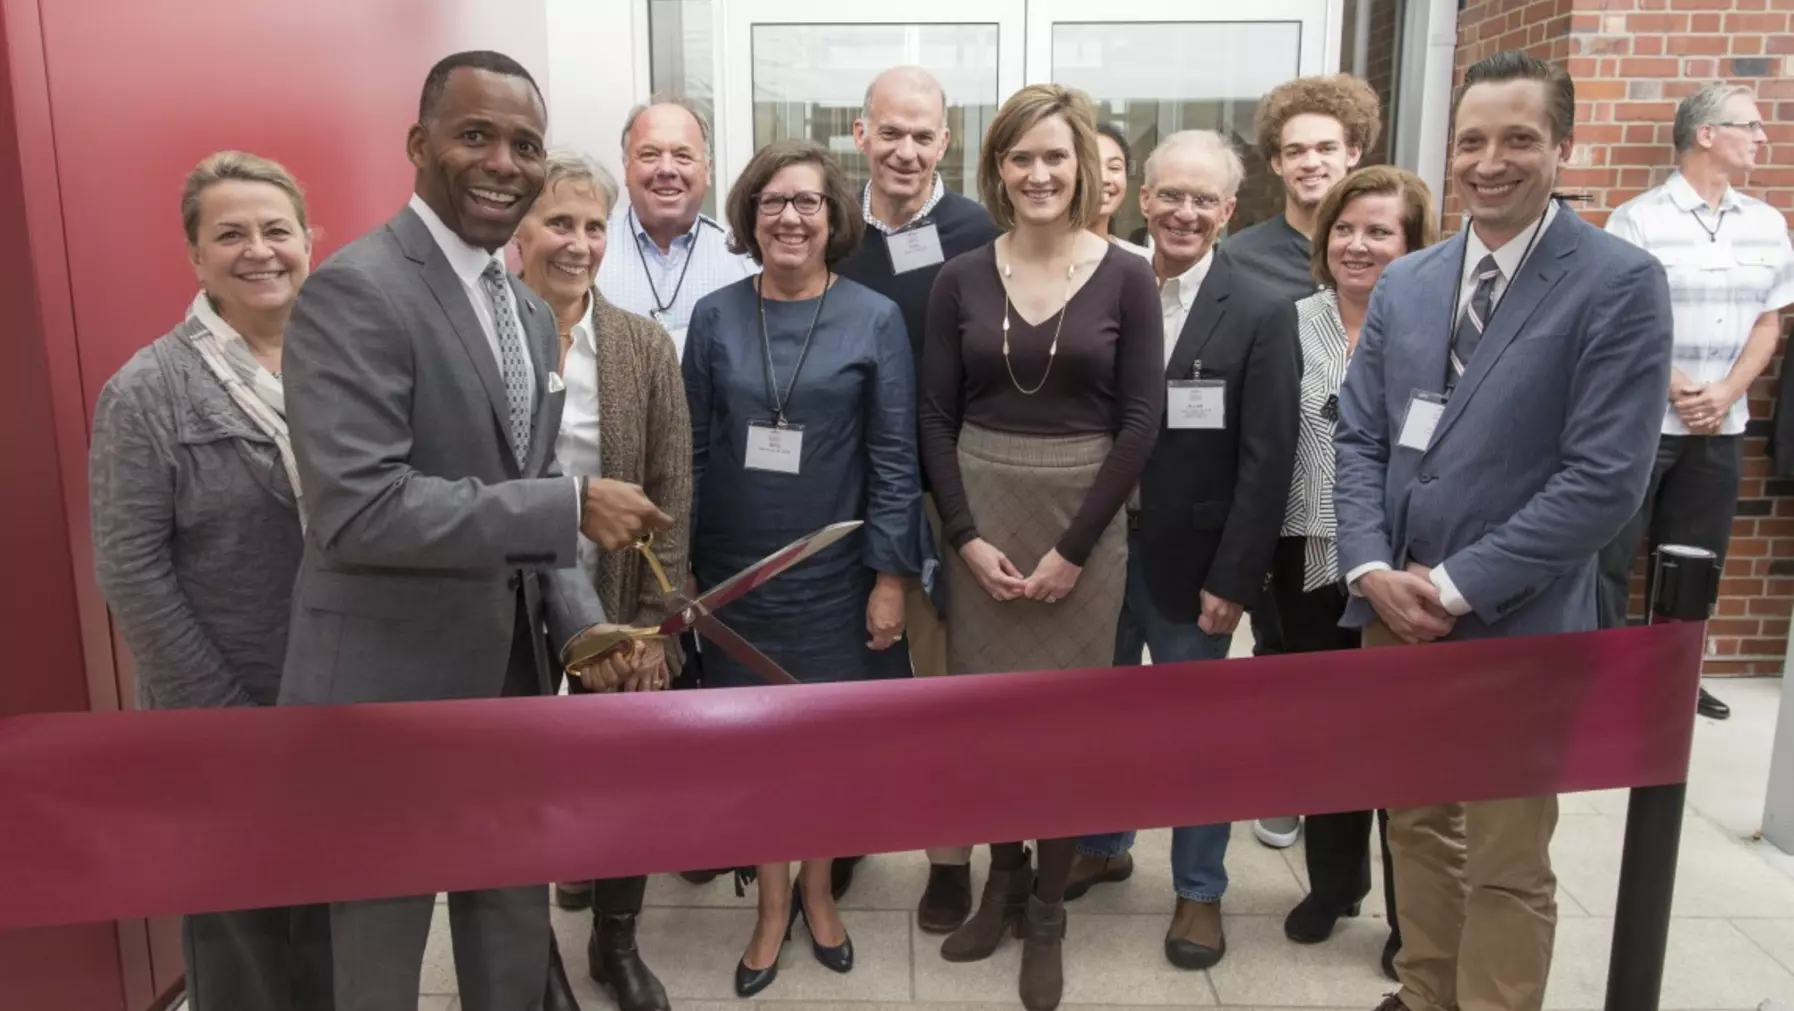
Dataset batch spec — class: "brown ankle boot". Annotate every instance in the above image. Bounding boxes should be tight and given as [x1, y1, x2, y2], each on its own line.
[941, 851, 1033, 962]
[1018, 895, 1066, 1011]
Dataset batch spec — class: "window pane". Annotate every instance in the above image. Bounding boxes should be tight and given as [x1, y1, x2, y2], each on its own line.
[748, 23, 1001, 201]
[648, 0, 719, 218]
[1052, 21, 1303, 241]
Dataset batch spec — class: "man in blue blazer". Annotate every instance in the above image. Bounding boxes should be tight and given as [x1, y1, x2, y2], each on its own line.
[1334, 51, 1672, 1011]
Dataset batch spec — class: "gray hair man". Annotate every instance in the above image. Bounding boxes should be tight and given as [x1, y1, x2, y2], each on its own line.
[596, 95, 755, 358]
[832, 63, 999, 932]
[1066, 129, 1299, 974]
[1597, 83, 1791, 722]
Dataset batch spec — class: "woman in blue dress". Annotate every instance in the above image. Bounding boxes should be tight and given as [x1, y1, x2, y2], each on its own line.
[682, 138, 922, 999]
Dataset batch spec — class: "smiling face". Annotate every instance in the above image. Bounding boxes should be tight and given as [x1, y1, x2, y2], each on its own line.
[855, 78, 949, 214]
[515, 179, 610, 309]
[407, 67, 547, 251]
[999, 113, 1080, 228]
[189, 179, 312, 319]
[1451, 78, 1572, 245]
[753, 162, 830, 280]
[1272, 113, 1361, 212]
[1097, 132, 1130, 225]
[1141, 145, 1235, 276]
[1326, 191, 1407, 301]
[624, 104, 710, 239]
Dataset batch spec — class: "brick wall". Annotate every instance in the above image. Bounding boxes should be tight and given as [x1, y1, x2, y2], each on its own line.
[1452, 0, 1794, 674]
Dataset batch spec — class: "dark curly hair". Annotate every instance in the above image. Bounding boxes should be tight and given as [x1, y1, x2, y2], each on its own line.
[1253, 74, 1382, 166]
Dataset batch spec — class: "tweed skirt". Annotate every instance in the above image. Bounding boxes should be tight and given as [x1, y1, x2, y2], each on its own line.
[944, 423, 1128, 676]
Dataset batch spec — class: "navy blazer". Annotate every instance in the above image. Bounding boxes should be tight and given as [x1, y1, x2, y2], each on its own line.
[1333, 203, 1673, 639]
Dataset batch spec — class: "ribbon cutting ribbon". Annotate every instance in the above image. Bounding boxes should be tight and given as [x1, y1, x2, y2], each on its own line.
[560, 520, 864, 686]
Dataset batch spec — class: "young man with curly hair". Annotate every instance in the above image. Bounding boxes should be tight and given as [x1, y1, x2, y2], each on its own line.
[1221, 74, 1382, 304]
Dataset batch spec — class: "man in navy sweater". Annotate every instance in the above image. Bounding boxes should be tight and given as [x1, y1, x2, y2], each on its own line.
[833, 64, 999, 933]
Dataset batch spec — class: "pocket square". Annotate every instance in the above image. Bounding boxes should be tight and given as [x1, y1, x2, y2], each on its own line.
[547, 372, 566, 394]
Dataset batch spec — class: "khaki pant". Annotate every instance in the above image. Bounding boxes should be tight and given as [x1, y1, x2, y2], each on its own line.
[1365, 620, 1559, 1011]
[908, 493, 973, 866]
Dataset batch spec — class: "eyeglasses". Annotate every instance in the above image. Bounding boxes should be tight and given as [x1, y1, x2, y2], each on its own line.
[1711, 121, 1767, 134]
[753, 191, 827, 217]
[1151, 189, 1224, 212]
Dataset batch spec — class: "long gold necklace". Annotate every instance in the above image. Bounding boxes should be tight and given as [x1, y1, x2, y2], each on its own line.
[999, 244, 1076, 396]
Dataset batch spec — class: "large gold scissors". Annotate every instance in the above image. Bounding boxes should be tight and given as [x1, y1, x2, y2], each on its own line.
[559, 520, 864, 687]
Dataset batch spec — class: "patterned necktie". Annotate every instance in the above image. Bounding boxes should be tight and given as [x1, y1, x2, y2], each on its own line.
[1449, 254, 1501, 389]
[479, 260, 534, 466]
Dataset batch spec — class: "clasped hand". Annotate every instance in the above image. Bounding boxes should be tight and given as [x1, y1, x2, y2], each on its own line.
[1359, 564, 1455, 644]
[958, 539, 1080, 603]
[565, 627, 672, 693]
[1670, 374, 1736, 436]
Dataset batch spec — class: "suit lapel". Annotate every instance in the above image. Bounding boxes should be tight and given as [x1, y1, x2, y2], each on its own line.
[1163, 256, 1231, 381]
[1429, 207, 1579, 448]
[395, 208, 515, 460]
[1408, 235, 1463, 399]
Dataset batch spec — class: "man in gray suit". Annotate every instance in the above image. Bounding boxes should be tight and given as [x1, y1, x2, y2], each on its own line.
[280, 51, 671, 1011]
[1334, 51, 1671, 1011]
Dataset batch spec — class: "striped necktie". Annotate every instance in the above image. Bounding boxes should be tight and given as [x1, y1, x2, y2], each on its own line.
[479, 260, 534, 466]
[1448, 253, 1501, 390]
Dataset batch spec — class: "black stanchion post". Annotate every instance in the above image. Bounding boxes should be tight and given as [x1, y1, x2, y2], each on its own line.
[1603, 544, 1717, 1011]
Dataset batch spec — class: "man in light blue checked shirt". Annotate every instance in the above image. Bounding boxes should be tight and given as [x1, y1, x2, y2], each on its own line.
[597, 96, 756, 360]
[1598, 83, 1794, 721]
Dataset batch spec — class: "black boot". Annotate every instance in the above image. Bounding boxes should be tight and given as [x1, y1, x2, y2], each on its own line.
[543, 934, 582, 1011]
[588, 876, 669, 1011]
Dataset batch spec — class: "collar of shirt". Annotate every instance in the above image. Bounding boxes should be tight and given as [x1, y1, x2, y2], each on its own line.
[569, 291, 598, 354]
[861, 174, 946, 234]
[1462, 198, 1559, 296]
[1665, 171, 1743, 215]
[628, 206, 709, 255]
[408, 193, 502, 287]
[1159, 249, 1214, 315]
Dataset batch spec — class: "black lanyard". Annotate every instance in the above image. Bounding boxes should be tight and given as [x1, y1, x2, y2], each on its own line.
[1691, 206, 1727, 243]
[630, 208, 698, 323]
[757, 275, 831, 426]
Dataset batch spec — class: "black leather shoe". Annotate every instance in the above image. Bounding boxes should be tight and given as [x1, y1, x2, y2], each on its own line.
[1698, 687, 1731, 720]
[798, 881, 854, 973]
[917, 862, 973, 934]
[1283, 894, 1361, 944]
[589, 916, 670, 1011]
[734, 893, 800, 998]
[831, 855, 864, 900]
[544, 936, 582, 1011]
[681, 868, 724, 885]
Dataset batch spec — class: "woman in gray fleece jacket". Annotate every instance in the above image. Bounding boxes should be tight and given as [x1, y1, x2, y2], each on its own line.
[88, 151, 331, 1011]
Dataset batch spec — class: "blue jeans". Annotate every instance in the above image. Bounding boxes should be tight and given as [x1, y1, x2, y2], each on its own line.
[1081, 532, 1233, 902]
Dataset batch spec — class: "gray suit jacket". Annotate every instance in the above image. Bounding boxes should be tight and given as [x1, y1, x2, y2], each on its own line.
[1334, 204, 1673, 640]
[278, 206, 606, 704]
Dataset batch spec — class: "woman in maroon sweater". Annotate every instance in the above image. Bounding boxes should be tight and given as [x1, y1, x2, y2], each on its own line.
[919, 84, 1162, 1011]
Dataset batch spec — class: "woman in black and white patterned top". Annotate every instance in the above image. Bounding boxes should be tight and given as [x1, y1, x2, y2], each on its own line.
[1271, 165, 1436, 981]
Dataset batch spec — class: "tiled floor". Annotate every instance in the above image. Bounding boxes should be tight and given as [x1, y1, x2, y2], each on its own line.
[183, 673, 1794, 1011]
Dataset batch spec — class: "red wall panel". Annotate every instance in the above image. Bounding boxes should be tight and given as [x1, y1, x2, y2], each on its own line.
[0, 2, 546, 1008]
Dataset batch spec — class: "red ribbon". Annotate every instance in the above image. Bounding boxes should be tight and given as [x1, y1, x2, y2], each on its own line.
[0, 623, 1702, 930]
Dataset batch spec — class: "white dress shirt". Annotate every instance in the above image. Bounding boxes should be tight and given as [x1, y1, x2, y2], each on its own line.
[1158, 250, 1215, 367]
[1347, 201, 1559, 618]
[407, 194, 535, 393]
[555, 297, 603, 582]
[595, 205, 757, 360]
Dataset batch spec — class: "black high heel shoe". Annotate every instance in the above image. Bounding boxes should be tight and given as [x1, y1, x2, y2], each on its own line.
[795, 880, 855, 974]
[734, 886, 801, 998]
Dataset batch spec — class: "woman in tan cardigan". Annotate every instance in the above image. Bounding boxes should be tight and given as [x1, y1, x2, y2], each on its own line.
[514, 149, 692, 1011]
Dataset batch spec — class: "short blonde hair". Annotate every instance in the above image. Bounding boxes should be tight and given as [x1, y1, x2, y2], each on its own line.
[180, 151, 307, 244]
[1143, 130, 1246, 199]
[542, 149, 620, 217]
[1309, 165, 1438, 288]
[977, 84, 1104, 231]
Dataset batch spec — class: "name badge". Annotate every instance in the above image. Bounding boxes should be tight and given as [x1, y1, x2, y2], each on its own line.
[745, 421, 803, 474]
[1398, 391, 1447, 452]
[1167, 380, 1226, 429]
[888, 222, 945, 274]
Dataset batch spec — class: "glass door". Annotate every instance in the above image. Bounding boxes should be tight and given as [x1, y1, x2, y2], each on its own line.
[716, 0, 1024, 205]
[1025, 0, 1342, 239]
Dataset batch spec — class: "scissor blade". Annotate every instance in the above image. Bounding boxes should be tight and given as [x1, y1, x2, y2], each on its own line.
[690, 614, 799, 686]
[655, 520, 861, 637]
